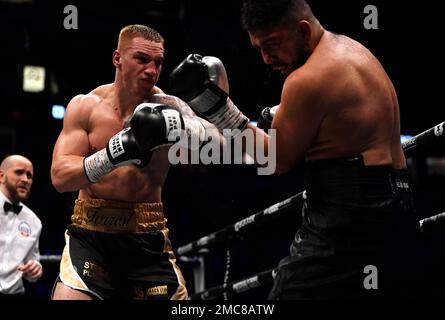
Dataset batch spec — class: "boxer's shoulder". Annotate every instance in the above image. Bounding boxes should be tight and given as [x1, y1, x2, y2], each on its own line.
[149, 92, 190, 111]
[64, 93, 105, 132]
[67, 85, 111, 114]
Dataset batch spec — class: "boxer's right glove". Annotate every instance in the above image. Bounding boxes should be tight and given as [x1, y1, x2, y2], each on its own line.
[83, 126, 151, 183]
[169, 54, 249, 133]
[83, 102, 188, 183]
[257, 105, 279, 130]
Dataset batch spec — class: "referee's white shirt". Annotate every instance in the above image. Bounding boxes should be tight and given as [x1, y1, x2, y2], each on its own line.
[0, 190, 42, 295]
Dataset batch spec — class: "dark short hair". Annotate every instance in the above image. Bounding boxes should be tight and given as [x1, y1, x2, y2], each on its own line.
[241, 0, 311, 31]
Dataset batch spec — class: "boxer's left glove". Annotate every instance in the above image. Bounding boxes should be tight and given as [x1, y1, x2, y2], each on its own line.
[169, 54, 249, 133]
[83, 103, 185, 183]
[129, 102, 186, 151]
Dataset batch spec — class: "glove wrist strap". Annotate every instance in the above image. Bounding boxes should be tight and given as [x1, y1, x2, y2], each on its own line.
[207, 97, 249, 132]
[188, 81, 228, 116]
[83, 148, 115, 183]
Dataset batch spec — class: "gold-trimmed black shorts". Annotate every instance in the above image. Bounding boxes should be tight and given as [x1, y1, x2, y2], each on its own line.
[55, 198, 188, 300]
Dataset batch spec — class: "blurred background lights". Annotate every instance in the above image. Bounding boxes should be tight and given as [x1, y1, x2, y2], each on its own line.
[52, 104, 65, 120]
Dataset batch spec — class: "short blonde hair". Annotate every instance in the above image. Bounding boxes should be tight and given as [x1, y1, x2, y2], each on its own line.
[117, 24, 164, 51]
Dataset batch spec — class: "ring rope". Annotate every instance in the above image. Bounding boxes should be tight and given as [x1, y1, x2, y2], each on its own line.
[176, 192, 304, 256]
[191, 211, 445, 299]
[40, 255, 62, 263]
[190, 268, 277, 300]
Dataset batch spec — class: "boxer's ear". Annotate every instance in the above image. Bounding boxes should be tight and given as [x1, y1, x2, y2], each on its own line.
[296, 20, 312, 49]
[112, 50, 121, 68]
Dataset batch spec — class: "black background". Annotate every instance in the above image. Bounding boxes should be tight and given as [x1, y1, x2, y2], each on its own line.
[1, 0, 445, 299]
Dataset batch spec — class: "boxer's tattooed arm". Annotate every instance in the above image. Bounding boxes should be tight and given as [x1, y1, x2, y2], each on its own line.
[150, 93, 196, 118]
[150, 93, 222, 142]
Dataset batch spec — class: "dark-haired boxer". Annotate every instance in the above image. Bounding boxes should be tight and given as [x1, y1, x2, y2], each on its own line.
[51, 24, 219, 300]
[169, 0, 421, 299]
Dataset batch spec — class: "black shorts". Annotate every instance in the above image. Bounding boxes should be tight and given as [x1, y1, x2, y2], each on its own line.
[55, 199, 187, 300]
[269, 155, 421, 299]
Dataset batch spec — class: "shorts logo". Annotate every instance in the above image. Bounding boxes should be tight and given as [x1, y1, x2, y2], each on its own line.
[82, 261, 106, 279]
[134, 285, 168, 299]
[85, 209, 131, 228]
[147, 285, 168, 296]
[18, 222, 31, 237]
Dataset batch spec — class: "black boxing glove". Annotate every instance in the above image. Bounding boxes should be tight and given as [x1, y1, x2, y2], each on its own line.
[148, 93, 211, 149]
[129, 102, 186, 151]
[83, 127, 151, 183]
[257, 105, 279, 130]
[169, 54, 249, 133]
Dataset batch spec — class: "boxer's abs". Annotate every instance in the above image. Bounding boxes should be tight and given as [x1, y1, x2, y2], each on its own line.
[80, 165, 167, 202]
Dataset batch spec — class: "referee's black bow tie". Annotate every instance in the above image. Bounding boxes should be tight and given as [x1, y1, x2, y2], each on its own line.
[3, 201, 22, 214]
